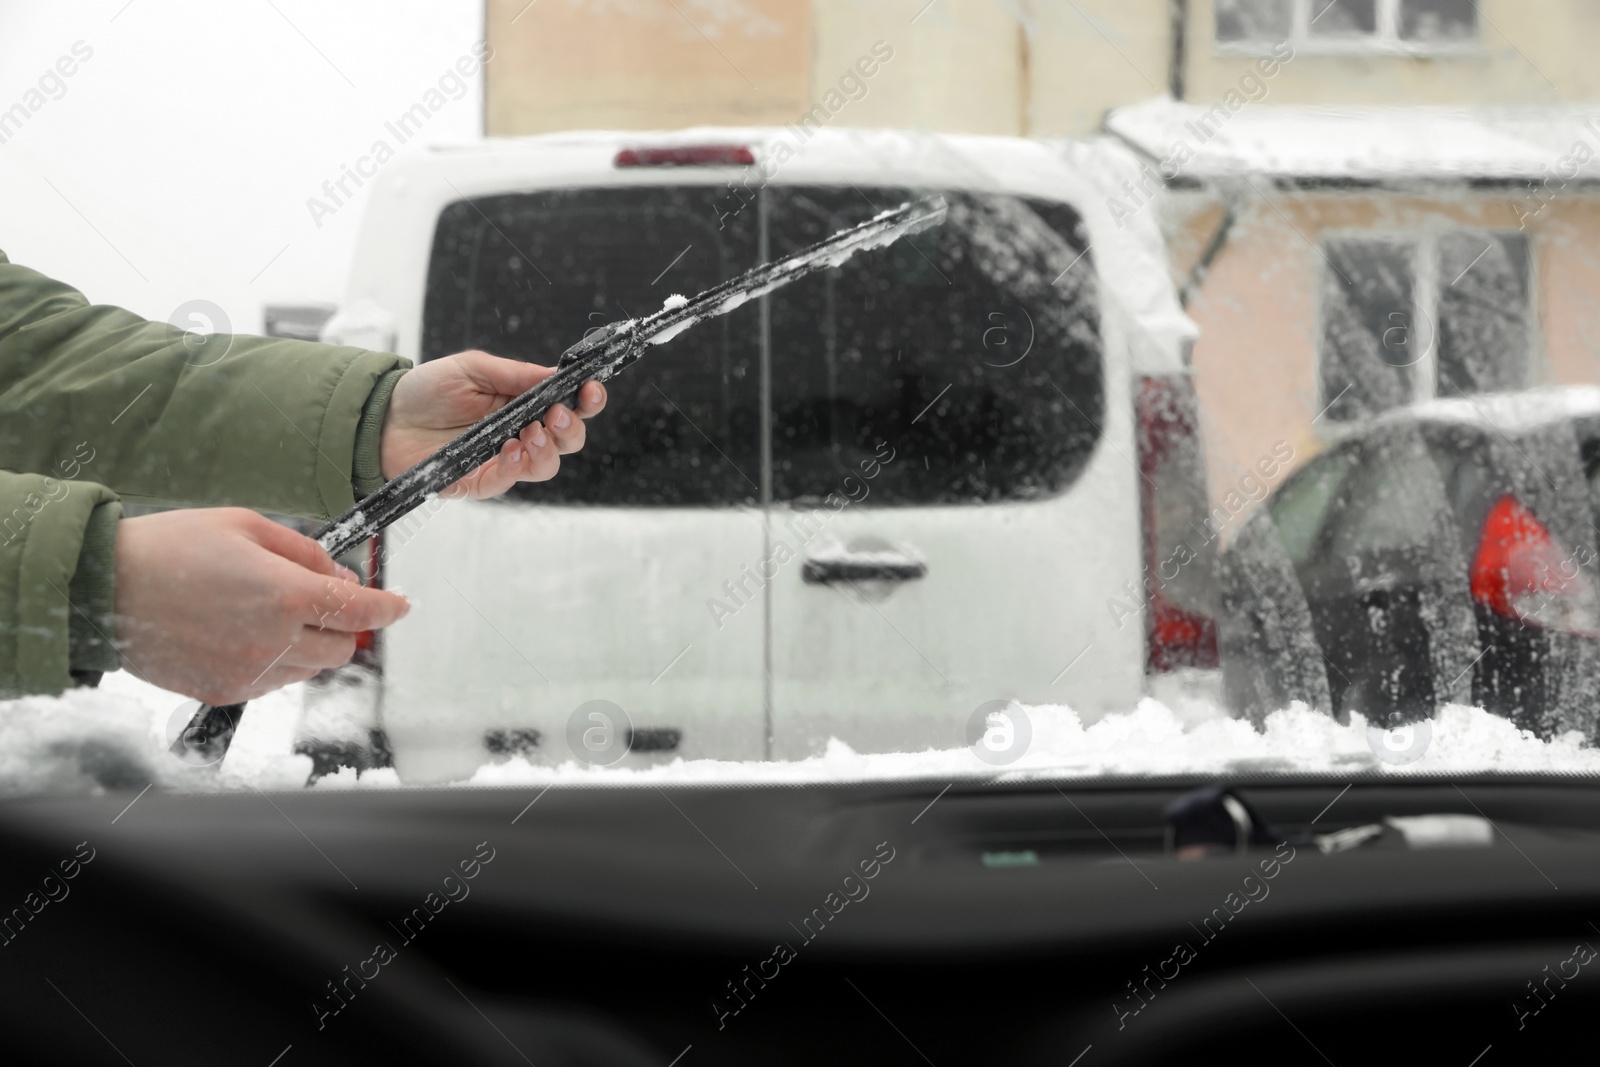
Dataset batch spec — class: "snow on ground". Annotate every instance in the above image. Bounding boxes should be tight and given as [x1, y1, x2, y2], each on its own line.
[1, 673, 1598, 796]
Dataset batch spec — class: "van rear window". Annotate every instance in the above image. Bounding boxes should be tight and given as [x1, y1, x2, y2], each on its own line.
[421, 185, 1104, 506]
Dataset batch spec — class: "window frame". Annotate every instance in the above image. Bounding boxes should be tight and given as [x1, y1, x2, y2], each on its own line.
[1213, 0, 1483, 57]
[1314, 225, 1539, 427]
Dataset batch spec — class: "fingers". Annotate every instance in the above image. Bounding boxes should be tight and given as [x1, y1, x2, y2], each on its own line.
[234, 664, 324, 701]
[249, 518, 409, 632]
[451, 349, 557, 399]
[539, 403, 587, 456]
[464, 435, 559, 498]
[303, 578, 411, 633]
[574, 380, 607, 418]
[246, 512, 343, 579]
[450, 350, 606, 413]
[279, 627, 359, 670]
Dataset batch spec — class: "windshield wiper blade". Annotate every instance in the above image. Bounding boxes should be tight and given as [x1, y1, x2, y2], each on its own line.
[171, 195, 949, 768]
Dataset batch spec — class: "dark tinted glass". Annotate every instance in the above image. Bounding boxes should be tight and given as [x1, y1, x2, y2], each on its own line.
[1401, 0, 1477, 41]
[1215, 0, 1292, 43]
[1267, 445, 1361, 564]
[421, 185, 1101, 508]
[1322, 437, 1446, 556]
[1436, 231, 1530, 397]
[1583, 422, 1600, 517]
[1319, 236, 1416, 422]
[766, 187, 1103, 505]
[1309, 0, 1377, 36]
[421, 186, 762, 506]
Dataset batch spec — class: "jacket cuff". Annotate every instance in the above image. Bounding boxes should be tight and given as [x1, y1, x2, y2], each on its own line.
[68, 500, 122, 675]
[353, 368, 408, 498]
[0, 471, 121, 697]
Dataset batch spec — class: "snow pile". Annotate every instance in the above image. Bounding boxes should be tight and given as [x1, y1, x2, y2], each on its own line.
[0, 671, 314, 797]
[445, 699, 1600, 787]
[0, 676, 1595, 796]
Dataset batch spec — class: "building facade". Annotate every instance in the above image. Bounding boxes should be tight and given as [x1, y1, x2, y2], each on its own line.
[484, 0, 1600, 514]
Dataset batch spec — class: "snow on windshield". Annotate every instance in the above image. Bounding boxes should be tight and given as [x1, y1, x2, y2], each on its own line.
[3, 673, 1596, 797]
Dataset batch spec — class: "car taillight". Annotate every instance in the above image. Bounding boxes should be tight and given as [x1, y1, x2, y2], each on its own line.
[614, 144, 755, 167]
[1137, 376, 1219, 671]
[1470, 495, 1600, 637]
[1147, 591, 1217, 671]
[354, 534, 382, 658]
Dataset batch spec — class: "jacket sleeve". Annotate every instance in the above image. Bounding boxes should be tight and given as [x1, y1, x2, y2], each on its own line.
[0, 250, 414, 698]
[0, 250, 411, 520]
[0, 470, 120, 696]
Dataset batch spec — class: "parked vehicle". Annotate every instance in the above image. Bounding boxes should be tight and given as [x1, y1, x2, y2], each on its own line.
[310, 129, 1214, 782]
[1219, 386, 1600, 738]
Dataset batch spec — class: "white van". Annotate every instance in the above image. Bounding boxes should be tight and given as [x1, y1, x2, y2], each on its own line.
[312, 128, 1211, 783]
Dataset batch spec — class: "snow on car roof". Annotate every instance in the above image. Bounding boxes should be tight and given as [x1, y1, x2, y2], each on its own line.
[1394, 385, 1600, 434]
[1105, 97, 1600, 181]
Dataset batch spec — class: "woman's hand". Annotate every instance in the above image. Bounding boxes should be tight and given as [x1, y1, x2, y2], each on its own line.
[114, 509, 411, 705]
[378, 350, 607, 499]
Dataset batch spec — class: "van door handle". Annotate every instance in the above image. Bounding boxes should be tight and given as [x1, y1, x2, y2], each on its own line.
[802, 550, 927, 584]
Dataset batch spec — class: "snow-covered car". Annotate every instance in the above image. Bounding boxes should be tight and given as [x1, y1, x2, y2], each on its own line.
[1219, 386, 1600, 737]
[312, 128, 1215, 781]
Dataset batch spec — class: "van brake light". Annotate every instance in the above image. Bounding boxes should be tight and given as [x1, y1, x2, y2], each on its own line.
[614, 145, 755, 167]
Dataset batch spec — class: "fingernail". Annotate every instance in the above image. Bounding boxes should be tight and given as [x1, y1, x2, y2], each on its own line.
[532, 426, 548, 448]
[553, 407, 571, 429]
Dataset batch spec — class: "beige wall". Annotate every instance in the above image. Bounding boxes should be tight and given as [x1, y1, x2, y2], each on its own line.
[485, 0, 812, 133]
[485, 0, 1179, 138]
[811, 0, 1023, 135]
[1027, 0, 1170, 136]
[486, 1, 1600, 136]
[1185, 0, 1600, 105]
[1180, 191, 1600, 520]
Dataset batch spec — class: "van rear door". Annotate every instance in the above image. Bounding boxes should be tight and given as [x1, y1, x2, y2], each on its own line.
[761, 188, 1134, 758]
[381, 186, 766, 781]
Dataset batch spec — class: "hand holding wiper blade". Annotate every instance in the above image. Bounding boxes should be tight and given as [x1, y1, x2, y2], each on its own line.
[172, 195, 949, 767]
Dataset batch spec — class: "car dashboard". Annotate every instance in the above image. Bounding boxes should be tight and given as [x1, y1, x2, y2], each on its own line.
[2, 775, 1598, 1065]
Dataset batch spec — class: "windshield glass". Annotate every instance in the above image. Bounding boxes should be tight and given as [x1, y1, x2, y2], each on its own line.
[6, 1, 1600, 796]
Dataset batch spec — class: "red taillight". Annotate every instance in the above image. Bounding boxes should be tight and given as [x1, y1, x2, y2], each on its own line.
[1470, 495, 1600, 637]
[1137, 376, 1219, 671]
[354, 534, 382, 657]
[614, 144, 755, 167]
[1148, 590, 1218, 671]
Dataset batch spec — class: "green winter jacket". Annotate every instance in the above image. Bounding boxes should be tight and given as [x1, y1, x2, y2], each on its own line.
[0, 249, 410, 697]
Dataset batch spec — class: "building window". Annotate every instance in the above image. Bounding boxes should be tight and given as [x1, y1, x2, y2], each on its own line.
[1216, 0, 1478, 52]
[1318, 231, 1532, 423]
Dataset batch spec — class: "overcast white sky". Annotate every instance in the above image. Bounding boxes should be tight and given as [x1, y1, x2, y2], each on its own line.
[0, 0, 483, 333]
